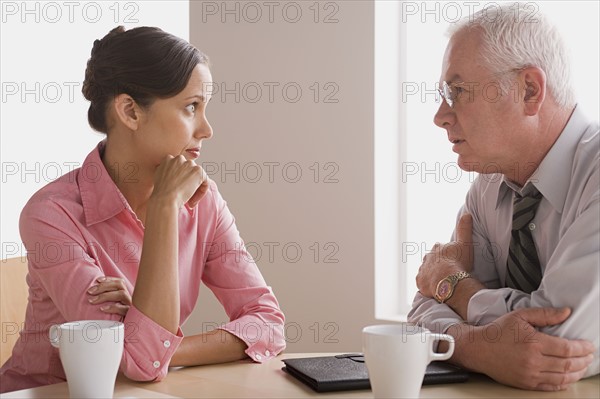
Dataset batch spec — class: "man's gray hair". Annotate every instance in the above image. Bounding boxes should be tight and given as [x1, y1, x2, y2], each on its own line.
[448, 2, 575, 108]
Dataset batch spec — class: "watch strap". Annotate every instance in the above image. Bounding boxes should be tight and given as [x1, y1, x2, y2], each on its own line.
[447, 271, 471, 285]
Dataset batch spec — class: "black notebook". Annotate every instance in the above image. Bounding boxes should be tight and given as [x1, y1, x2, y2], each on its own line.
[282, 354, 469, 393]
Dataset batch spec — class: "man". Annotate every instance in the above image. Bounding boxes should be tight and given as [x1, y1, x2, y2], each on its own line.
[408, 2, 599, 391]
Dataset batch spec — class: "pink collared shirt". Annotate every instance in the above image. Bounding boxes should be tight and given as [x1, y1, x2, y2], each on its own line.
[0, 142, 286, 393]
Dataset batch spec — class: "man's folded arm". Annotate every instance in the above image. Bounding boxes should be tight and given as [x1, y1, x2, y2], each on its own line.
[466, 196, 600, 377]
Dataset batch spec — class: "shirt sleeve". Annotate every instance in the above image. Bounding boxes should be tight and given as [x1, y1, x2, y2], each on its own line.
[19, 200, 183, 382]
[201, 183, 286, 362]
[407, 292, 463, 334]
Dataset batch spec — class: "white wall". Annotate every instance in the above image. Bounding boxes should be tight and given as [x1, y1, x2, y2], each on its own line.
[185, 1, 377, 352]
[1, 0, 189, 256]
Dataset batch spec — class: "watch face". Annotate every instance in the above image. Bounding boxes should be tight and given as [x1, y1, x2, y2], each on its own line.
[438, 281, 451, 299]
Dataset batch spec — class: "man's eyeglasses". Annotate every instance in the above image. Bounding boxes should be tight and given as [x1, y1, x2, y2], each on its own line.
[437, 81, 464, 108]
[437, 68, 525, 108]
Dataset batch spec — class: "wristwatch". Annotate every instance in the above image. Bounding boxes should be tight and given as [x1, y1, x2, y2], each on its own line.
[434, 271, 472, 303]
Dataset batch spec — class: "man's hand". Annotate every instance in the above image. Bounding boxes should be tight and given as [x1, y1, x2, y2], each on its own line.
[416, 213, 475, 298]
[448, 307, 596, 391]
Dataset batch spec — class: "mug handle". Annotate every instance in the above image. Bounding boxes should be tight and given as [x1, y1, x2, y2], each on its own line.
[49, 324, 60, 348]
[428, 333, 455, 361]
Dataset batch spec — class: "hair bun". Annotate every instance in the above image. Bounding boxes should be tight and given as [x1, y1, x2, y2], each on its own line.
[90, 26, 125, 57]
[81, 79, 103, 102]
[90, 38, 103, 57]
[83, 26, 126, 102]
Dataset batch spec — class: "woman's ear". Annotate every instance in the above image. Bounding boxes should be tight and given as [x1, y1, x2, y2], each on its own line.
[112, 94, 144, 131]
[520, 67, 546, 116]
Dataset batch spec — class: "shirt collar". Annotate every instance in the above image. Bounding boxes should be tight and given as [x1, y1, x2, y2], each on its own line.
[495, 105, 589, 211]
[77, 141, 128, 226]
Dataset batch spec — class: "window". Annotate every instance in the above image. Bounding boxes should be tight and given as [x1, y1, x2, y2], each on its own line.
[375, 0, 599, 320]
[0, 1, 190, 257]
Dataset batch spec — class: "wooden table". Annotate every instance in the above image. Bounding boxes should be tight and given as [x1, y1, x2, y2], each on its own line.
[2, 353, 599, 398]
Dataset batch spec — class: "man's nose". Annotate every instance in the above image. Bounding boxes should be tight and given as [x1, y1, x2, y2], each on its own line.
[433, 100, 456, 128]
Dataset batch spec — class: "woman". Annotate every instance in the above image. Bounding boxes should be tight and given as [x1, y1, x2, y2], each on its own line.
[0, 26, 286, 392]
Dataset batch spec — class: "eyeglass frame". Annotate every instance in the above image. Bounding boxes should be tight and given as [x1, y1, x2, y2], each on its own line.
[437, 81, 462, 108]
[436, 67, 527, 108]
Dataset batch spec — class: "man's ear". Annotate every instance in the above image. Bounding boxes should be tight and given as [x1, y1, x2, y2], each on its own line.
[113, 94, 143, 131]
[520, 67, 546, 116]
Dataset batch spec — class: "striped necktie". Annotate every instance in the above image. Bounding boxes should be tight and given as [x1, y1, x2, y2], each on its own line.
[506, 188, 544, 294]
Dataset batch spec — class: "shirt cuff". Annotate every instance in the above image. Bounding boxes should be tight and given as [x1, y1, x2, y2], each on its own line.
[219, 316, 285, 363]
[121, 305, 184, 381]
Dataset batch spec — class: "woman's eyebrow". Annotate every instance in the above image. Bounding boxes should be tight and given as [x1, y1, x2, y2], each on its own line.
[184, 95, 206, 101]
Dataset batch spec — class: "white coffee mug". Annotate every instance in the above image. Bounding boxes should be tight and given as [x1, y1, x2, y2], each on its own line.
[362, 323, 455, 398]
[49, 320, 124, 399]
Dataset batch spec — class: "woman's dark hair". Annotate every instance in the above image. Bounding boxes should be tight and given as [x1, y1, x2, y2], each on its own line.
[82, 26, 209, 133]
